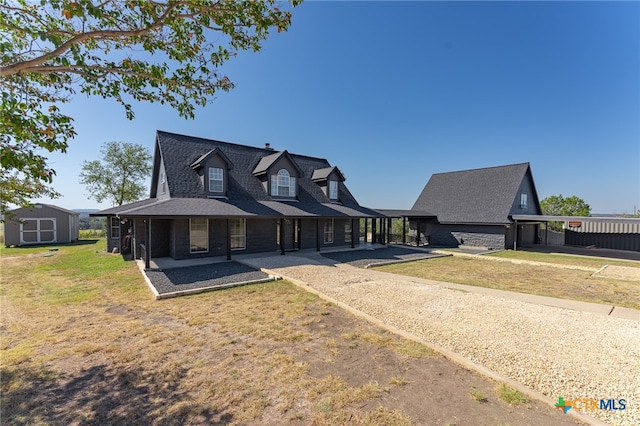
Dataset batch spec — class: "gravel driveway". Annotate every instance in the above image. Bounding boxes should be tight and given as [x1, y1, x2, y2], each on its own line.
[240, 252, 640, 426]
[320, 246, 447, 268]
[145, 261, 271, 296]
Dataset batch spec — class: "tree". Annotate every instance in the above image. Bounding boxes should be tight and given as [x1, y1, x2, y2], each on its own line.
[0, 0, 300, 216]
[540, 194, 591, 231]
[79, 141, 152, 206]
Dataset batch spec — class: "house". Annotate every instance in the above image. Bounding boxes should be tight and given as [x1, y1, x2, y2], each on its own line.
[410, 163, 542, 249]
[3, 203, 80, 247]
[93, 131, 381, 266]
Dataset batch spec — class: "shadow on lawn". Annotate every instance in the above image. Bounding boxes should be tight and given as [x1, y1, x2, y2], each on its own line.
[1, 364, 233, 425]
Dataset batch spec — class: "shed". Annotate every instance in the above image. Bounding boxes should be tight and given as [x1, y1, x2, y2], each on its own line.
[4, 204, 80, 247]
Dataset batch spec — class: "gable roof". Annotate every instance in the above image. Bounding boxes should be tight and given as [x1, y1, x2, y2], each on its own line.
[9, 203, 79, 216]
[190, 147, 234, 170]
[101, 130, 381, 219]
[412, 163, 536, 224]
[311, 166, 346, 182]
[251, 150, 303, 177]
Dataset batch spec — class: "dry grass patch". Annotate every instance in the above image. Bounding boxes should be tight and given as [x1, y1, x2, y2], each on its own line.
[1, 239, 583, 426]
[487, 249, 640, 269]
[496, 383, 527, 405]
[376, 256, 640, 309]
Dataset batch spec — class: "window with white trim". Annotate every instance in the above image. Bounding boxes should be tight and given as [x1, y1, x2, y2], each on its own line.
[344, 221, 352, 243]
[110, 217, 120, 238]
[230, 218, 246, 250]
[324, 219, 334, 244]
[329, 180, 338, 200]
[190, 218, 209, 253]
[271, 169, 296, 197]
[160, 172, 166, 194]
[208, 167, 224, 193]
[520, 193, 528, 209]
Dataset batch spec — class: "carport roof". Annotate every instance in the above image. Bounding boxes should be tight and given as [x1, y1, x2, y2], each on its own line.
[373, 209, 437, 219]
[512, 214, 640, 225]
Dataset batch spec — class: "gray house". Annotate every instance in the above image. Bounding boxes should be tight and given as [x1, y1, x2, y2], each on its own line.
[4, 203, 80, 247]
[93, 131, 381, 266]
[410, 163, 542, 249]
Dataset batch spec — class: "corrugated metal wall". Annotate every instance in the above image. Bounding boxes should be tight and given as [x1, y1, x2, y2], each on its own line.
[565, 230, 640, 251]
[565, 221, 640, 234]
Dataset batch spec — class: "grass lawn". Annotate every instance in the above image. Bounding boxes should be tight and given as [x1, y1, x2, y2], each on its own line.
[375, 255, 640, 309]
[486, 249, 640, 269]
[0, 239, 582, 425]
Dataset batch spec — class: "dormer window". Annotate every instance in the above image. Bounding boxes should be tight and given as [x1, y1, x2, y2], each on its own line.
[271, 169, 296, 197]
[312, 166, 345, 202]
[190, 148, 233, 197]
[329, 180, 338, 200]
[209, 167, 224, 193]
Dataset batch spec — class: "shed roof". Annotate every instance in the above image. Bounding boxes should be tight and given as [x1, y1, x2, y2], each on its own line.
[9, 203, 79, 216]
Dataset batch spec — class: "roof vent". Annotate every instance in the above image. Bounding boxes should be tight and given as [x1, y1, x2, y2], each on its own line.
[265, 142, 274, 151]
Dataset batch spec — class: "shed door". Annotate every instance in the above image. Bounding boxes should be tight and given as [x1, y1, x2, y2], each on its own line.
[20, 218, 57, 245]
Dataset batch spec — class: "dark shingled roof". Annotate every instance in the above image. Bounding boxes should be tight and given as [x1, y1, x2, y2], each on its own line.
[411, 163, 533, 224]
[190, 148, 234, 170]
[251, 150, 303, 177]
[95, 131, 381, 218]
[311, 166, 345, 182]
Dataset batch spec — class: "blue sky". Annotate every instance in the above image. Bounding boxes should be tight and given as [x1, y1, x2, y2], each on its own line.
[35, 1, 639, 214]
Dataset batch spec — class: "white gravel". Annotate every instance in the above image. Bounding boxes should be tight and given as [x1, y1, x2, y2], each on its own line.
[239, 253, 640, 426]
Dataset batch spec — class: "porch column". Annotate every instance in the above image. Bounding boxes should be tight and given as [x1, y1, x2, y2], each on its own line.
[387, 218, 391, 245]
[351, 218, 355, 249]
[144, 217, 150, 269]
[296, 219, 302, 250]
[226, 219, 231, 260]
[416, 219, 421, 246]
[545, 221, 548, 246]
[513, 220, 518, 251]
[364, 218, 368, 243]
[316, 219, 320, 251]
[402, 217, 406, 244]
[280, 218, 285, 255]
[372, 218, 377, 244]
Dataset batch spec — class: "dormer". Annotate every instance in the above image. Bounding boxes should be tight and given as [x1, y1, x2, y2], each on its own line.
[312, 166, 346, 202]
[190, 148, 234, 197]
[252, 150, 303, 199]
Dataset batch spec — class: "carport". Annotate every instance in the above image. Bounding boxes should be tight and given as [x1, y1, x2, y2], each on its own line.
[511, 214, 640, 251]
[371, 209, 438, 246]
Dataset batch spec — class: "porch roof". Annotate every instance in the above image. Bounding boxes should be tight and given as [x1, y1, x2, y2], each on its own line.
[91, 197, 382, 219]
[372, 209, 437, 219]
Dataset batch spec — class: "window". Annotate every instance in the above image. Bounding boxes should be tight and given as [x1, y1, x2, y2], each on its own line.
[344, 221, 352, 243]
[208, 167, 224, 193]
[110, 217, 120, 238]
[160, 172, 166, 194]
[520, 193, 528, 209]
[230, 218, 246, 250]
[190, 218, 208, 253]
[271, 169, 296, 197]
[324, 219, 334, 244]
[329, 180, 338, 200]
